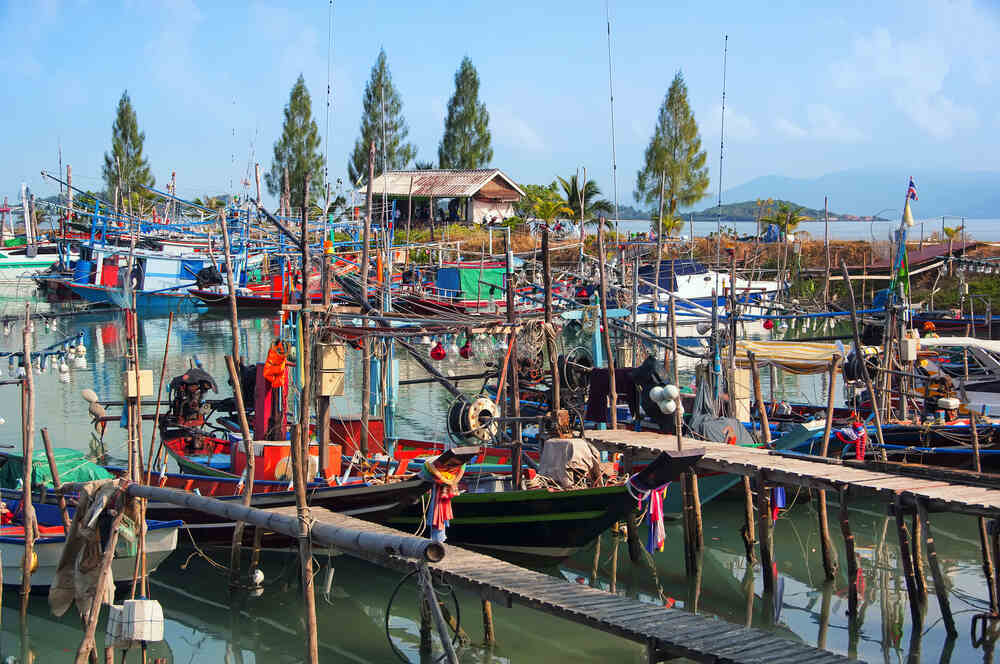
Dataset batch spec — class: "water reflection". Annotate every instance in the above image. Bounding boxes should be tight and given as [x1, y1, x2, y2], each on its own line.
[0, 306, 997, 661]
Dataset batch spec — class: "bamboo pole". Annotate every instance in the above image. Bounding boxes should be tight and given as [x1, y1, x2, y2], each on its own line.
[596, 218, 617, 429]
[298, 174, 320, 664]
[970, 413, 999, 614]
[756, 472, 776, 596]
[912, 510, 927, 602]
[360, 141, 374, 456]
[503, 228, 523, 487]
[915, 498, 957, 637]
[225, 355, 256, 584]
[839, 487, 859, 622]
[20, 304, 36, 615]
[40, 429, 71, 533]
[73, 493, 127, 664]
[817, 356, 840, 581]
[894, 496, 923, 628]
[541, 224, 561, 416]
[840, 260, 886, 459]
[145, 312, 173, 485]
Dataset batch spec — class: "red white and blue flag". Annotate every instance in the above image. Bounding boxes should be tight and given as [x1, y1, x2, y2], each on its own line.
[907, 177, 918, 201]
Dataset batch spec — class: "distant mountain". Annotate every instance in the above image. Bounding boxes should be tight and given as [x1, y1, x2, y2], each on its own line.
[718, 169, 1000, 219]
[690, 200, 884, 222]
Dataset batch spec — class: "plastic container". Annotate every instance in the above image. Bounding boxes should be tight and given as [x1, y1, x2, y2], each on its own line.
[121, 598, 164, 642]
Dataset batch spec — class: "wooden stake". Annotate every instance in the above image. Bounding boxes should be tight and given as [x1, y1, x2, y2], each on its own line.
[915, 498, 957, 637]
[893, 497, 923, 628]
[911, 510, 927, 602]
[596, 218, 617, 429]
[145, 313, 173, 485]
[756, 472, 776, 597]
[40, 429, 71, 533]
[225, 355, 256, 584]
[839, 486, 859, 622]
[481, 599, 496, 646]
[20, 304, 36, 615]
[747, 353, 771, 446]
[73, 493, 127, 664]
[971, 412, 999, 614]
[817, 356, 840, 581]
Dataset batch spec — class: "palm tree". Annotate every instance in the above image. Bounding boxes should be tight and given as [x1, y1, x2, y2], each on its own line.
[943, 224, 965, 275]
[661, 213, 684, 237]
[530, 191, 574, 228]
[760, 201, 807, 298]
[557, 175, 613, 245]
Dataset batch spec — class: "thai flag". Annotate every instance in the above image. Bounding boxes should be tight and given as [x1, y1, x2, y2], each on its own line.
[907, 177, 918, 201]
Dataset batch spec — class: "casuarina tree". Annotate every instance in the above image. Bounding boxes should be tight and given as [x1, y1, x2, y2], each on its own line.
[103, 90, 154, 199]
[348, 49, 417, 185]
[266, 74, 324, 209]
[438, 57, 492, 169]
[635, 71, 709, 235]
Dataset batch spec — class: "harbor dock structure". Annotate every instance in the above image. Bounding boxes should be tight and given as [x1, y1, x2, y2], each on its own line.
[585, 429, 1000, 639]
[127, 485, 852, 664]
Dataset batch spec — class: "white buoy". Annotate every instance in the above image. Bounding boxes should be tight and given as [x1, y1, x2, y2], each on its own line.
[81, 388, 99, 403]
[59, 361, 69, 373]
[664, 384, 680, 400]
[696, 322, 711, 335]
[0, 417, 6, 425]
[251, 568, 264, 586]
[649, 386, 665, 403]
[74, 357, 87, 369]
[659, 399, 677, 414]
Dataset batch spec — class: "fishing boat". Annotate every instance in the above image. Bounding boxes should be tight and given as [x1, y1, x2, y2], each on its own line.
[0, 499, 180, 589]
[636, 258, 781, 312]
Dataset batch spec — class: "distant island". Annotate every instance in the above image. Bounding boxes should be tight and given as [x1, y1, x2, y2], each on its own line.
[688, 200, 890, 222]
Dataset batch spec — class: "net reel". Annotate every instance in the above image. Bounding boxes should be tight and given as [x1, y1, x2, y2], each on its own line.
[447, 396, 501, 444]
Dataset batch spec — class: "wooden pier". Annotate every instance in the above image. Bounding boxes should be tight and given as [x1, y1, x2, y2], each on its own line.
[278, 506, 853, 664]
[584, 430, 1000, 517]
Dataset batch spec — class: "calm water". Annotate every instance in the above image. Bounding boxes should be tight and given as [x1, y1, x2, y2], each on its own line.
[0, 302, 993, 662]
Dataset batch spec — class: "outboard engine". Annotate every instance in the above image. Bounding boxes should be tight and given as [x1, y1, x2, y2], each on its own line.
[162, 368, 218, 437]
[195, 266, 224, 289]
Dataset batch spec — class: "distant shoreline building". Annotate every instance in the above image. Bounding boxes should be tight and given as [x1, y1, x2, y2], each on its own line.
[358, 169, 524, 225]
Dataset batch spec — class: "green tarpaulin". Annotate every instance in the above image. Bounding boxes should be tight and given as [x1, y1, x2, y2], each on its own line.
[0, 448, 111, 489]
[459, 267, 504, 301]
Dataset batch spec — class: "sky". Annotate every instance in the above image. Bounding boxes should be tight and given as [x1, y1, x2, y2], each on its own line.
[1, 0, 998, 211]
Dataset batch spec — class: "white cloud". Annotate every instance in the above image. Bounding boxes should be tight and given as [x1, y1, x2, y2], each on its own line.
[773, 106, 861, 142]
[805, 104, 864, 142]
[829, 0, 996, 139]
[491, 105, 546, 153]
[774, 118, 807, 139]
[706, 104, 758, 141]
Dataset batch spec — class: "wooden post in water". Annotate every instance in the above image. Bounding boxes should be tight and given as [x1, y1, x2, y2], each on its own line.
[839, 486, 859, 623]
[360, 141, 375, 456]
[747, 352, 771, 446]
[915, 498, 957, 637]
[296, 175, 320, 664]
[817, 356, 840, 581]
[482, 599, 496, 646]
[41, 429, 71, 533]
[20, 304, 36, 615]
[894, 496, 923, 629]
[840, 260, 886, 459]
[970, 413, 999, 614]
[596, 218, 617, 429]
[73, 495, 127, 664]
[755, 471, 776, 598]
[911, 510, 927, 603]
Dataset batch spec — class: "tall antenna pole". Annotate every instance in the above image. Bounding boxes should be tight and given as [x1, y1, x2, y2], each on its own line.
[323, 0, 335, 195]
[605, 1, 620, 240]
[715, 34, 728, 293]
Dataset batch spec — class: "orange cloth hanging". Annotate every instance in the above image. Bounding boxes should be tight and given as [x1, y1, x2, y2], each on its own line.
[262, 341, 288, 388]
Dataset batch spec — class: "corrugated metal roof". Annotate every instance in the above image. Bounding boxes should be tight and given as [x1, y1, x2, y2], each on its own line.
[360, 169, 525, 199]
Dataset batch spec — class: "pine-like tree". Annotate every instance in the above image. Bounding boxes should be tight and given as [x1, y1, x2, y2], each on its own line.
[348, 49, 416, 186]
[634, 71, 709, 226]
[102, 90, 154, 198]
[266, 74, 324, 209]
[438, 57, 492, 170]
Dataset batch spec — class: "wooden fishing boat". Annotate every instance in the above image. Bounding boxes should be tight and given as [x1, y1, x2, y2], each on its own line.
[388, 449, 702, 562]
[0, 500, 180, 589]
